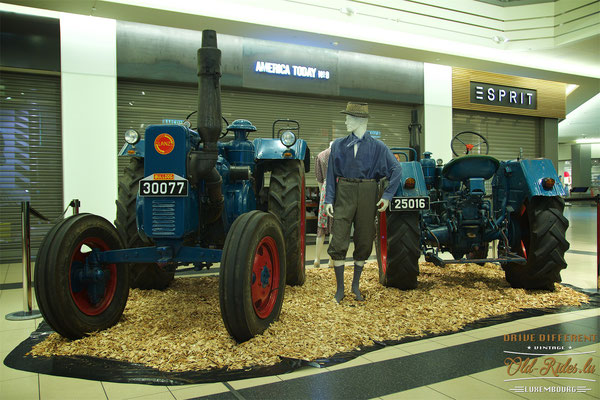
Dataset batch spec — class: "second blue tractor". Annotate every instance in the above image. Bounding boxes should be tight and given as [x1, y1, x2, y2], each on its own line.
[375, 131, 569, 291]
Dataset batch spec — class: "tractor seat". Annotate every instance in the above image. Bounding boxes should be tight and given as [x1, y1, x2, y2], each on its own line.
[442, 155, 500, 182]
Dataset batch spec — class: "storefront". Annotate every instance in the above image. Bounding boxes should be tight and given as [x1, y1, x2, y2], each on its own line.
[115, 21, 425, 187]
[451, 67, 565, 163]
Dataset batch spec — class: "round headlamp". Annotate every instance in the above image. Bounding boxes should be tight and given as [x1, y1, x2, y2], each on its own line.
[124, 129, 140, 145]
[280, 131, 297, 147]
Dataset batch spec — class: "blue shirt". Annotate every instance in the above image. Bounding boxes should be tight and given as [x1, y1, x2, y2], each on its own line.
[325, 132, 402, 204]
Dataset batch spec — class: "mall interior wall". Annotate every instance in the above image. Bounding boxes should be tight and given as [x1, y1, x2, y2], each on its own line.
[60, 14, 117, 222]
[423, 63, 453, 162]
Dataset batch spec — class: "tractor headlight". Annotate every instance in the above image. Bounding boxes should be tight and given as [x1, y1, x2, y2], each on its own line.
[280, 130, 297, 147]
[124, 129, 140, 145]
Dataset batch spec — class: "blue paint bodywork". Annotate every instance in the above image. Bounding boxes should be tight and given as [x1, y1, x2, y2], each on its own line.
[392, 150, 565, 262]
[253, 138, 308, 161]
[394, 161, 428, 197]
[112, 119, 308, 265]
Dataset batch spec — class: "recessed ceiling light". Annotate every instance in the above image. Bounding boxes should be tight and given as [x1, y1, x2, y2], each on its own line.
[340, 7, 355, 16]
[492, 35, 508, 44]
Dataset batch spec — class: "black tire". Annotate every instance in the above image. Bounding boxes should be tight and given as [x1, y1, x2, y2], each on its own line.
[33, 214, 129, 339]
[467, 242, 489, 266]
[34, 217, 75, 334]
[268, 160, 306, 286]
[115, 157, 174, 290]
[219, 211, 286, 342]
[375, 210, 420, 289]
[504, 196, 569, 290]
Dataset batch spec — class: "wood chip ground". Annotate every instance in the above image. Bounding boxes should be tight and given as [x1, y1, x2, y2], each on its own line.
[29, 262, 589, 372]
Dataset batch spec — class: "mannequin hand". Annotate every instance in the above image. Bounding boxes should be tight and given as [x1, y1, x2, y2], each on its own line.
[376, 198, 389, 212]
[325, 203, 334, 218]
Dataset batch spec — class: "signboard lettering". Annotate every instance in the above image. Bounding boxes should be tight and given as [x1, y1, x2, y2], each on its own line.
[470, 82, 537, 109]
[255, 61, 330, 80]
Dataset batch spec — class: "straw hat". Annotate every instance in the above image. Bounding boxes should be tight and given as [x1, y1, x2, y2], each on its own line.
[340, 102, 369, 118]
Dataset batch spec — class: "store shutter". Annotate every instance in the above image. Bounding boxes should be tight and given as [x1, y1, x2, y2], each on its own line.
[0, 72, 62, 263]
[452, 109, 540, 192]
[117, 80, 413, 186]
[452, 110, 540, 160]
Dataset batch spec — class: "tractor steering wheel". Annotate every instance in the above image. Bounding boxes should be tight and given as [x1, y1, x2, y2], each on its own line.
[218, 116, 230, 139]
[451, 131, 489, 156]
[184, 111, 230, 140]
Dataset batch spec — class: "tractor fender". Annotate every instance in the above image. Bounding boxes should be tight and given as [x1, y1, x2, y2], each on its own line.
[118, 140, 145, 158]
[508, 159, 567, 199]
[253, 138, 309, 170]
[395, 161, 428, 197]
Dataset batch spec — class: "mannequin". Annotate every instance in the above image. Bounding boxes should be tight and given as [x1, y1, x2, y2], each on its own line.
[313, 142, 334, 268]
[325, 102, 402, 303]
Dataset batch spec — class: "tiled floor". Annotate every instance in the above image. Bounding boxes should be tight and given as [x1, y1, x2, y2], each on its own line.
[1, 205, 598, 399]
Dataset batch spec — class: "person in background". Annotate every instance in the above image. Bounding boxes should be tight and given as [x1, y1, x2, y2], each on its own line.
[313, 142, 334, 268]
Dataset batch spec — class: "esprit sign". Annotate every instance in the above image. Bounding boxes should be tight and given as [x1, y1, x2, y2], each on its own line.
[255, 61, 330, 80]
[470, 82, 537, 110]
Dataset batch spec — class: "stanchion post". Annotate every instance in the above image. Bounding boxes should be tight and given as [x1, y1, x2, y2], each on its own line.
[72, 198, 80, 215]
[22, 201, 33, 312]
[6, 201, 41, 320]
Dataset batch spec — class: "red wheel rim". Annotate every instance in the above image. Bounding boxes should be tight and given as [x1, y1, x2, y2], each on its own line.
[517, 203, 529, 260]
[520, 240, 528, 259]
[300, 176, 306, 266]
[251, 236, 280, 319]
[69, 237, 117, 316]
[379, 211, 388, 274]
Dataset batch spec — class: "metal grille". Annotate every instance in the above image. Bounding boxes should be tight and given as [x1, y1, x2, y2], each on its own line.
[117, 80, 414, 187]
[151, 199, 176, 236]
[0, 71, 62, 263]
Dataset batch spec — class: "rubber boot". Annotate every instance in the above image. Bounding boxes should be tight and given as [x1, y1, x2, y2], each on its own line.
[334, 265, 345, 303]
[313, 235, 325, 268]
[352, 264, 365, 301]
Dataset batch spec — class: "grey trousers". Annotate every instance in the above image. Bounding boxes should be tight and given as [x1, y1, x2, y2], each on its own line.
[327, 178, 378, 261]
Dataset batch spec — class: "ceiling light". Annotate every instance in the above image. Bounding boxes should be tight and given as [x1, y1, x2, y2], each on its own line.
[492, 35, 509, 44]
[565, 84, 578, 96]
[340, 7, 355, 16]
[331, 41, 339, 46]
[575, 138, 600, 144]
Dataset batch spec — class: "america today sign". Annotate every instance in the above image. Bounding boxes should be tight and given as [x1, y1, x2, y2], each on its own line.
[470, 82, 537, 110]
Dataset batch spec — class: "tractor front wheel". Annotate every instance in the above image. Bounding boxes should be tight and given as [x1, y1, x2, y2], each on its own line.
[375, 210, 420, 289]
[268, 160, 306, 286]
[219, 211, 286, 342]
[34, 214, 129, 339]
[503, 196, 569, 290]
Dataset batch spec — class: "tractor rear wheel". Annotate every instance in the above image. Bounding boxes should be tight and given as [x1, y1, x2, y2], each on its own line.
[375, 210, 420, 289]
[115, 157, 174, 290]
[219, 211, 286, 342]
[33, 214, 129, 339]
[503, 196, 569, 290]
[268, 160, 306, 286]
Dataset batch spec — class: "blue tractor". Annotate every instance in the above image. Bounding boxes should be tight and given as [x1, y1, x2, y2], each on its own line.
[34, 30, 309, 343]
[375, 131, 569, 291]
